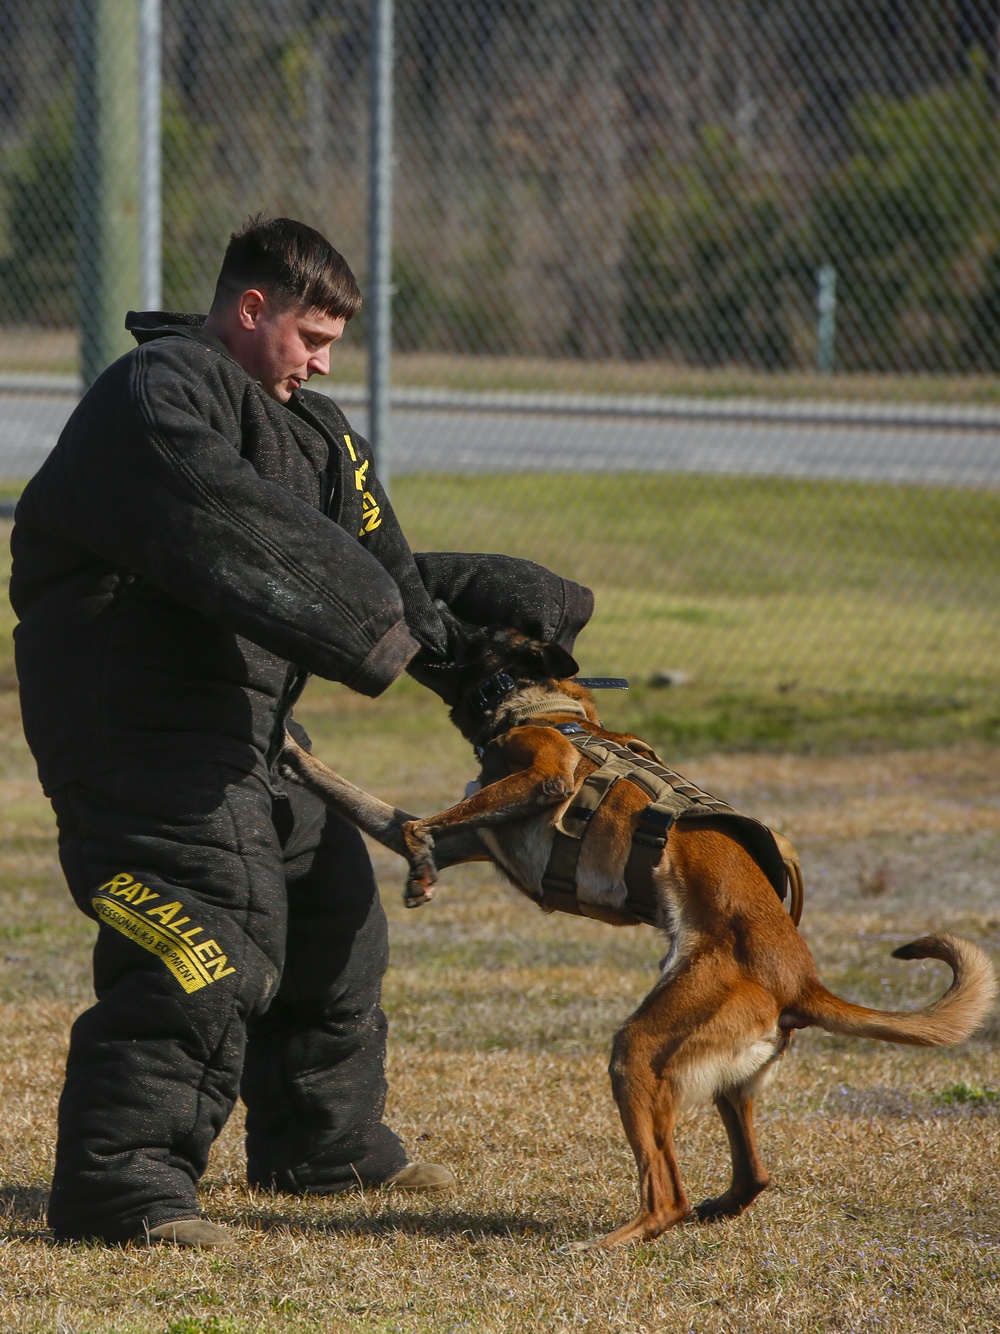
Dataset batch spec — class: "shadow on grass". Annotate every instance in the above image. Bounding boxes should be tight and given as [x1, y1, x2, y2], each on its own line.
[246, 1204, 553, 1243]
[0, 1185, 559, 1247]
[0, 1184, 51, 1240]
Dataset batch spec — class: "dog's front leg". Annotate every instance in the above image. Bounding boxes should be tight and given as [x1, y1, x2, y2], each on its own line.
[279, 734, 415, 856]
[401, 727, 580, 907]
[280, 735, 490, 896]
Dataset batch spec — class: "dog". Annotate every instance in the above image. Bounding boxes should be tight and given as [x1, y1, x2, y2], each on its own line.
[280, 626, 997, 1249]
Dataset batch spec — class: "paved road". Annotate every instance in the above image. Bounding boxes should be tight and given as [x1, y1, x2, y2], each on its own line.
[2, 393, 998, 488]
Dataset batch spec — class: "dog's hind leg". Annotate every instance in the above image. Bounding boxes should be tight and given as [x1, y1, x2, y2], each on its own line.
[695, 1023, 790, 1222]
[695, 1090, 770, 1222]
[569, 1008, 692, 1249]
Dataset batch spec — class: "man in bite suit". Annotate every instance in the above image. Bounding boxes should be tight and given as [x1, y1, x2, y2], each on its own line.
[10, 216, 593, 1246]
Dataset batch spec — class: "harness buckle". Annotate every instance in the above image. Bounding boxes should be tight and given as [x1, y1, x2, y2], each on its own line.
[632, 806, 675, 849]
[638, 806, 674, 830]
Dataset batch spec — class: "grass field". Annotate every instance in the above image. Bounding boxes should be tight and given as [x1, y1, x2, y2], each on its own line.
[0, 471, 998, 1333]
[392, 473, 1000, 753]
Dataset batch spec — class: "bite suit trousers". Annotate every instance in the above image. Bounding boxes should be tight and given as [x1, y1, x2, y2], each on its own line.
[47, 759, 406, 1242]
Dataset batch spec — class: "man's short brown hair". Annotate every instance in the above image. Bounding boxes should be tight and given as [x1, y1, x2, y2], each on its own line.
[211, 215, 362, 320]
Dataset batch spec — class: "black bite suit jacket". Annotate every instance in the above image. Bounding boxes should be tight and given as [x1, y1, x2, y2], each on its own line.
[10, 312, 593, 794]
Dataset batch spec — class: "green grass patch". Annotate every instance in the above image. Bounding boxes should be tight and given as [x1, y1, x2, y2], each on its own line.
[610, 682, 1000, 756]
[393, 473, 1000, 607]
[4, 469, 1000, 752]
[390, 471, 1000, 751]
[937, 1081, 999, 1107]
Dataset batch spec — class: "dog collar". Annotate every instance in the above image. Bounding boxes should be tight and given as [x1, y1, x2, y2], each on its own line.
[473, 673, 628, 714]
[471, 671, 517, 712]
[472, 684, 590, 758]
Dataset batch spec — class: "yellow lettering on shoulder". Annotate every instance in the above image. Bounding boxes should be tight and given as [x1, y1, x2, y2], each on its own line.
[359, 491, 382, 536]
[354, 458, 369, 491]
[343, 433, 357, 462]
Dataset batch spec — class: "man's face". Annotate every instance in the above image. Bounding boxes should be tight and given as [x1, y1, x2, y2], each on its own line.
[240, 296, 346, 403]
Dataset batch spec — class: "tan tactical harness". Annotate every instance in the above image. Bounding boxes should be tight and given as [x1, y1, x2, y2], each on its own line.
[537, 727, 801, 927]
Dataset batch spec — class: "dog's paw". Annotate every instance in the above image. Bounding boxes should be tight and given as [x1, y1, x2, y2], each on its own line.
[559, 1238, 600, 1253]
[403, 877, 436, 909]
[693, 1192, 752, 1222]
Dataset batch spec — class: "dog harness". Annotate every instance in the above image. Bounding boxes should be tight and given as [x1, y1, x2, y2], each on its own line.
[537, 723, 792, 928]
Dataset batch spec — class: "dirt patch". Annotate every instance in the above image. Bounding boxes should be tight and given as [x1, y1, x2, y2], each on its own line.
[683, 745, 1000, 840]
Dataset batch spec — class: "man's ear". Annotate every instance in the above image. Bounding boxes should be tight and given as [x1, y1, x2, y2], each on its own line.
[237, 288, 266, 330]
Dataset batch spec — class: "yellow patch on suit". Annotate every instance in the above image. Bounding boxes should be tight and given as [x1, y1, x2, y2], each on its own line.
[93, 872, 237, 994]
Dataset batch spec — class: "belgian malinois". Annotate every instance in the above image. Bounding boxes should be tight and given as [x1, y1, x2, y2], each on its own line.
[281, 627, 996, 1248]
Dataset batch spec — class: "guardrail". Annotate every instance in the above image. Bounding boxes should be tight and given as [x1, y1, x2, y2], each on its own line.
[3, 373, 1000, 433]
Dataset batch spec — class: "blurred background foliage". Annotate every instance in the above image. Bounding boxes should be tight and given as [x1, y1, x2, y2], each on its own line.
[1, 0, 999, 749]
[3, 0, 1000, 373]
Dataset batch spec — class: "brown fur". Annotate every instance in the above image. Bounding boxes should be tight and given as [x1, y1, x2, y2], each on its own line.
[280, 638, 996, 1248]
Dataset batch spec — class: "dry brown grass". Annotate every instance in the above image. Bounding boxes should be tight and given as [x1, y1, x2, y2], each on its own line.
[0, 683, 997, 1333]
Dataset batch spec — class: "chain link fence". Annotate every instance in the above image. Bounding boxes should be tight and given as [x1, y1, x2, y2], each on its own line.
[1, 1, 999, 730]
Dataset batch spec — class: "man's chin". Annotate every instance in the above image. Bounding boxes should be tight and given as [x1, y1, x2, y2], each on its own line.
[258, 376, 301, 403]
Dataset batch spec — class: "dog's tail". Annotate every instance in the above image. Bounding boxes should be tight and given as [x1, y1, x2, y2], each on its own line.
[784, 933, 996, 1046]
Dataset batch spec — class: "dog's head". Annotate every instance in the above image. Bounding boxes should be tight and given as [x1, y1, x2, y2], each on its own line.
[412, 618, 582, 745]
[450, 624, 582, 744]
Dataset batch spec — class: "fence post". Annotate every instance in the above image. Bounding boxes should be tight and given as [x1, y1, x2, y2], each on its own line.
[368, 0, 394, 488]
[139, 0, 162, 311]
[817, 262, 837, 375]
[74, 0, 142, 387]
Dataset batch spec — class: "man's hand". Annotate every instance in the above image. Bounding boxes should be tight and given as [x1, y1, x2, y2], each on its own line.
[405, 601, 475, 704]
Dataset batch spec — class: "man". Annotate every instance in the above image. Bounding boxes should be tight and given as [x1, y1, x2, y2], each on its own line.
[10, 217, 592, 1247]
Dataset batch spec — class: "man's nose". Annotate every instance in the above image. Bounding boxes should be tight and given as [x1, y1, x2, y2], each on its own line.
[307, 346, 331, 377]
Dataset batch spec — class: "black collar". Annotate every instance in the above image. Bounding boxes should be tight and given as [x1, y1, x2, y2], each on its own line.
[471, 671, 517, 712]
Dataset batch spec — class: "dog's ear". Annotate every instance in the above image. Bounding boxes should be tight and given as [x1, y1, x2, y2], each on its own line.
[541, 643, 579, 680]
[514, 641, 578, 681]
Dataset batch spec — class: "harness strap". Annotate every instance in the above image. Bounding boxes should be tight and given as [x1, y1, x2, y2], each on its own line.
[540, 760, 622, 910]
[622, 805, 675, 923]
[538, 729, 791, 928]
